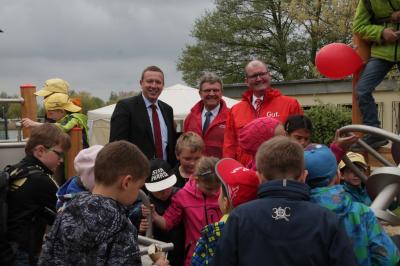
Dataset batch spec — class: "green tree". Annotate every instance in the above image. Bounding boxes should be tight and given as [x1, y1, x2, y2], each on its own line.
[69, 90, 105, 114]
[106, 91, 139, 105]
[306, 101, 352, 145]
[178, 0, 309, 86]
[287, 0, 357, 65]
[178, 0, 357, 85]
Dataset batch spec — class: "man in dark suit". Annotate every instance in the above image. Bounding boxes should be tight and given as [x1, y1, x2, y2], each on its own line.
[109, 66, 176, 166]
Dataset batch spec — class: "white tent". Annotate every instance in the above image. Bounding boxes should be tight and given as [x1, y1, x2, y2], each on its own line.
[87, 84, 238, 145]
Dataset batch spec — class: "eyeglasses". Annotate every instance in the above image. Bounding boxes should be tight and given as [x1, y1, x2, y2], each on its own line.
[247, 71, 269, 80]
[201, 88, 221, 94]
[46, 147, 64, 159]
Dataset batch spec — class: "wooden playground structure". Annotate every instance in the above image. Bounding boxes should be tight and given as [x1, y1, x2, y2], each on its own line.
[10, 84, 82, 179]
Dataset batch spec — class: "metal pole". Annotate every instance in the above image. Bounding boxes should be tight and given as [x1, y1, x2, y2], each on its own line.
[370, 183, 400, 211]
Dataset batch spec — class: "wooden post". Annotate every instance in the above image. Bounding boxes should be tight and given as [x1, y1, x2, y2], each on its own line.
[20, 84, 37, 139]
[66, 127, 83, 180]
[352, 35, 370, 126]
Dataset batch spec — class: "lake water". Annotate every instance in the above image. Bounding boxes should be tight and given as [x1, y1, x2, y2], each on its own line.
[0, 129, 20, 140]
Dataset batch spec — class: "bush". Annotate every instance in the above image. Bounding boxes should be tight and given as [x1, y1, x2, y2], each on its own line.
[305, 102, 352, 145]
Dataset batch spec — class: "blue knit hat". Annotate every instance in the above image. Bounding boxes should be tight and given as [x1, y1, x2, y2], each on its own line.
[304, 144, 337, 188]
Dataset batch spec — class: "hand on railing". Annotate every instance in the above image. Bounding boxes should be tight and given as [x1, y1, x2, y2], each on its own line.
[139, 218, 149, 235]
[153, 256, 170, 266]
[21, 118, 42, 128]
[333, 130, 358, 152]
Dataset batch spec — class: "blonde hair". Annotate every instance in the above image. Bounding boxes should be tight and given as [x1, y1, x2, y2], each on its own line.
[194, 156, 219, 184]
[175, 131, 204, 155]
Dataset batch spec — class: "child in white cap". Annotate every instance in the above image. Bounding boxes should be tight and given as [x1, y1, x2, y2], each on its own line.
[56, 145, 103, 210]
[140, 159, 184, 266]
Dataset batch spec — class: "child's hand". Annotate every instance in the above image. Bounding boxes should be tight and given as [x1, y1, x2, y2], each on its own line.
[153, 256, 169, 266]
[21, 118, 42, 128]
[139, 218, 149, 234]
[141, 204, 153, 217]
[333, 130, 358, 151]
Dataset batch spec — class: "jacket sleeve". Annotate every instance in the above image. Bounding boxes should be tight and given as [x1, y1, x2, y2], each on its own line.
[191, 227, 208, 266]
[163, 192, 184, 231]
[289, 99, 304, 116]
[329, 142, 346, 163]
[223, 109, 238, 159]
[109, 100, 130, 142]
[212, 212, 239, 266]
[328, 218, 358, 266]
[105, 229, 142, 266]
[352, 0, 385, 43]
[183, 114, 190, 132]
[366, 211, 400, 265]
[56, 115, 80, 133]
[33, 174, 58, 224]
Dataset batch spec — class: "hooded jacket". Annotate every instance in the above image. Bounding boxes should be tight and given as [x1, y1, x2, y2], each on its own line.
[223, 88, 302, 165]
[311, 185, 400, 266]
[163, 177, 222, 266]
[213, 180, 357, 266]
[38, 192, 141, 266]
[6, 155, 57, 259]
[353, 0, 400, 62]
[342, 182, 372, 206]
[184, 99, 229, 158]
[56, 176, 87, 210]
[58, 113, 89, 148]
[191, 214, 228, 266]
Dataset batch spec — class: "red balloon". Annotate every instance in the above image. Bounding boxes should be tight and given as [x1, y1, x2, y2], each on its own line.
[315, 43, 364, 79]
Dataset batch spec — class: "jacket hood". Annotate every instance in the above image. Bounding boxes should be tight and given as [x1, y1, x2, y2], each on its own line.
[310, 185, 352, 216]
[57, 192, 129, 249]
[242, 87, 282, 103]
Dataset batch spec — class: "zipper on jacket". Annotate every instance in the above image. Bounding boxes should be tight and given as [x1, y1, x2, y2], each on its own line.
[388, 0, 399, 62]
[203, 193, 209, 225]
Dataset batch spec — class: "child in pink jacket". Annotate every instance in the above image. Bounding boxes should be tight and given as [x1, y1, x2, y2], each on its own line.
[152, 156, 222, 266]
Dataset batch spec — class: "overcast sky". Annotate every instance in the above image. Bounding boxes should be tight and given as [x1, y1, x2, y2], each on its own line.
[0, 0, 215, 100]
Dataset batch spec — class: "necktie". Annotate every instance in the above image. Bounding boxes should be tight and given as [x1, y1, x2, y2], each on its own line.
[202, 111, 212, 136]
[151, 104, 163, 159]
[255, 98, 262, 117]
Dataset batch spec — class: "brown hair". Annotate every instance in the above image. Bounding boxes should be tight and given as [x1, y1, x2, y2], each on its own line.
[175, 131, 204, 155]
[95, 140, 150, 186]
[199, 72, 223, 91]
[256, 136, 304, 180]
[25, 123, 71, 155]
[141, 65, 164, 83]
[194, 156, 220, 184]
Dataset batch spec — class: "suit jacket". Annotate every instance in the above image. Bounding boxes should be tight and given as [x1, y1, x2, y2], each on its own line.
[109, 94, 176, 166]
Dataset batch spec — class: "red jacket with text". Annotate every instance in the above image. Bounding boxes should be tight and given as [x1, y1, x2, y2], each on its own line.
[223, 87, 303, 165]
[184, 99, 229, 158]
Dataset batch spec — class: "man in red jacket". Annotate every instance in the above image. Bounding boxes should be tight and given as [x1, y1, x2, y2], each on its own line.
[223, 60, 303, 165]
[184, 72, 229, 158]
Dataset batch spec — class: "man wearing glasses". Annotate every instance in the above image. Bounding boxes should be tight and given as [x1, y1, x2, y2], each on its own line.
[184, 72, 229, 158]
[223, 60, 303, 165]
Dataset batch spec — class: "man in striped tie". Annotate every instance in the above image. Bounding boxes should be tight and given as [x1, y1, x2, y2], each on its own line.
[223, 60, 303, 166]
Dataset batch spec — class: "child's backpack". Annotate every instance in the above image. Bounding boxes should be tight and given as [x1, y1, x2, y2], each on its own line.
[0, 163, 43, 265]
